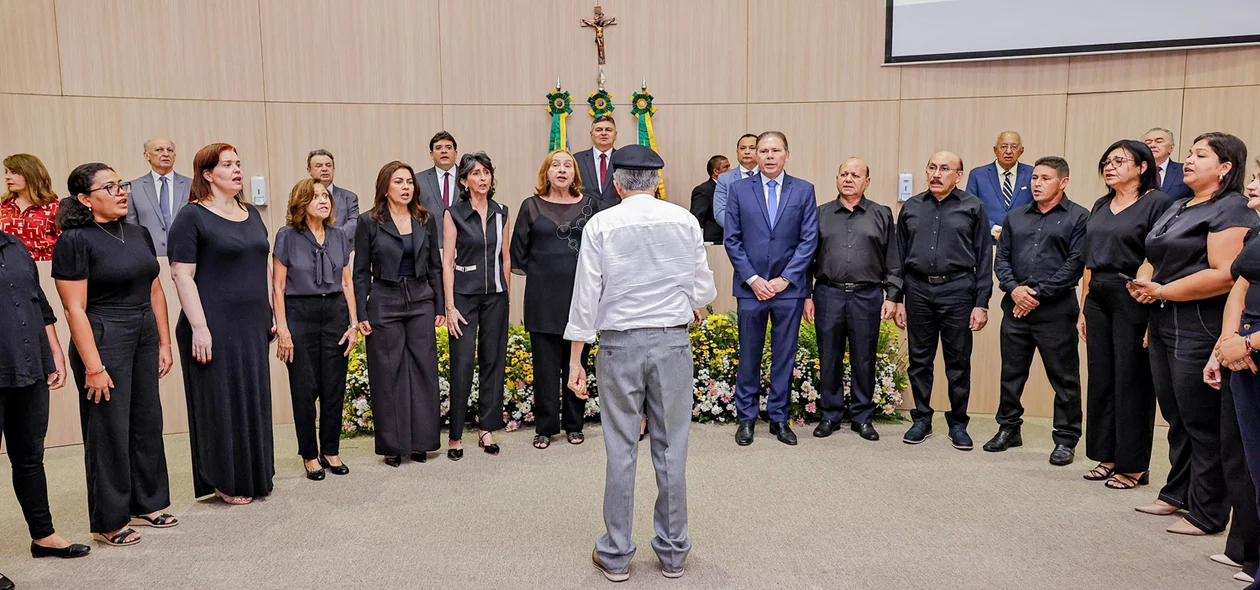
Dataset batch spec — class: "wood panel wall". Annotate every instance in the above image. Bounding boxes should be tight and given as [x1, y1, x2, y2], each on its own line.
[2, 0, 1257, 446]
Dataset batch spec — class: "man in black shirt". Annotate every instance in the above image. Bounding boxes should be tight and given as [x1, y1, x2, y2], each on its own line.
[894, 151, 993, 450]
[689, 155, 729, 243]
[985, 156, 1089, 465]
[805, 158, 899, 441]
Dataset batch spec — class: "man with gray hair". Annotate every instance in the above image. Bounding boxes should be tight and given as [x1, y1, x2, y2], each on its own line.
[1142, 127, 1191, 199]
[565, 145, 716, 582]
[307, 149, 359, 243]
[126, 137, 190, 256]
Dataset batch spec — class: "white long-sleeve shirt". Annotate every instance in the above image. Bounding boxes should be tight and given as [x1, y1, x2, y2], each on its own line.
[563, 193, 718, 343]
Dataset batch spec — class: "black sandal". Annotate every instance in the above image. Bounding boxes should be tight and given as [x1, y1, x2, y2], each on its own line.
[93, 528, 141, 546]
[534, 435, 551, 449]
[1105, 472, 1150, 490]
[130, 513, 179, 528]
[479, 431, 500, 455]
[568, 432, 585, 445]
[1083, 463, 1115, 481]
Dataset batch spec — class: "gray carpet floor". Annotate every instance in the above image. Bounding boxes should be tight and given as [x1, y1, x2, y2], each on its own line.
[0, 416, 1245, 589]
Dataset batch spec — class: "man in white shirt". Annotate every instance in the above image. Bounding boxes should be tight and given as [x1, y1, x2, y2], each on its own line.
[1143, 127, 1192, 200]
[713, 133, 760, 228]
[126, 137, 190, 256]
[306, 148, 359, 243]
[575, 116, 620, 209]
[565, 145, 716, 583]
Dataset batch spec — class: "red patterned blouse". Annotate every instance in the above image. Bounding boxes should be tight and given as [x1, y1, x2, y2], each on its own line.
[0, 198, 61, 261]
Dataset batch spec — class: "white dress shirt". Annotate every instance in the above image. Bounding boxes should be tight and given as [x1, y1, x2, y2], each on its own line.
[593, 148, 614, 188]
[739, 165, 758, 178]
[151, 170, 175, 218]
[435, 167, 456, 206]
[564, 193, 717, 343]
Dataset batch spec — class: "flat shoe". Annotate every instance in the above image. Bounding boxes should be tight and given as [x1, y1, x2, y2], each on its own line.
[1135, 501, 1179, 515]
[1167, 518, 1209, 536]
[1210, 554, 1242, 568]
[30, 542, 91, 559]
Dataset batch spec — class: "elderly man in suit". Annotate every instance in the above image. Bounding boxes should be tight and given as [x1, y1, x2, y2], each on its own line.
[966, 131, 1033, 241]
[575, 116, 620, 209]
[725, 131, 818, 447]
[414, 131, 459, 246]
[1143, 127, 1192, 200]
[713, 133, 760, 229]
[306, 148, 358, 243]
[126, 137, 189, 256]
[689, 155, 729, 243]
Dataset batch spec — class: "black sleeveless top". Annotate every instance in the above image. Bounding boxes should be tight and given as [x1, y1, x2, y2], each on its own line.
[447, 197, 509, 295]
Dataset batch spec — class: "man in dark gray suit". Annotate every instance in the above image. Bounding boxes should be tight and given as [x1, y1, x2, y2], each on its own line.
[575, 116, 620, 209]
[307, 149, 359, 242]
[414, 131, 459, 246]
[126, 137, 189, 256]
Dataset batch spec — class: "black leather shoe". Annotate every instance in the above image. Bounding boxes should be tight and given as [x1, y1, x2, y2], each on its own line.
[0, 571, 14, 590]
[736, 420, 755, 446]
[319, 455, 349, 475]
[1049, 444, 1076, 466]
[383, 456, 402, 468]
[903, 421, 932, 444]
[949, 426, 974, 451]
[410, 452, 427, 463]
[447, 448, 463, 461]
[851, 422, 880, 441]
[304, 464, 326, 481]
[768, 422, 798, 446]
[30, 542, 90, 559]
[982, 429, 1022, 452]
[813, 419, 840, 438]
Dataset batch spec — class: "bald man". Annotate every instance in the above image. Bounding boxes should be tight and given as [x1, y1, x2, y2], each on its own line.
[966, 131, 1033, 239]
[126, 137, 190, 256]
[894, 151, 993, 450]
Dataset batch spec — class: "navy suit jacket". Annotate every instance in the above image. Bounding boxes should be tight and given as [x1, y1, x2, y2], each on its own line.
[723, 173, 819, 300]
[1162, 160, 1193, 200]
[966, 162, 1033, 229]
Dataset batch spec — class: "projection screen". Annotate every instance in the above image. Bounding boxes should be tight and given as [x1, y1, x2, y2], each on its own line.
[885, 0, 1260, 65]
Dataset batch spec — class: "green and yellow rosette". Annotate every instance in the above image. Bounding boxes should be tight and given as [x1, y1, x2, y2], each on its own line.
[546, 89, 573, 152]
[588, 89, 614, 118]
[631, 90, 666, 200]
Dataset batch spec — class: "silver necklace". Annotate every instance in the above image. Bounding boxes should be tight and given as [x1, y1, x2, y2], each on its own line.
[93, 221, 125, 243]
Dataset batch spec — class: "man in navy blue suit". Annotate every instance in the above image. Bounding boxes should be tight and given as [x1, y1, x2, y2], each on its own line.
[1143, 127, 1192, 200]
[965, 131, 1033, 242]
[724, 131, 819, 447]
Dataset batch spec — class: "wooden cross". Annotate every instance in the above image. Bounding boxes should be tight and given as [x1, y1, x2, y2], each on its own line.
[581, 5, 617, 65]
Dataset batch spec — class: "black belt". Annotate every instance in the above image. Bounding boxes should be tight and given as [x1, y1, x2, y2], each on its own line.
[910, 271, 969, 285]
[817, 278, 880, 293]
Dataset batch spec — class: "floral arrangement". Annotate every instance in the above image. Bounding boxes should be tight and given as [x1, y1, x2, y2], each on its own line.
[342, 314, 907, 437]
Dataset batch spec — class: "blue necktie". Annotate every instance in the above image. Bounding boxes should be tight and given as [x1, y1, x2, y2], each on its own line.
[765, 179, 779, 229]
[158, 176, 172, 228]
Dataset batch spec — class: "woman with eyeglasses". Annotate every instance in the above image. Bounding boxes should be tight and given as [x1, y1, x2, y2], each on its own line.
[53, 164, 177, 547]
[1078, 140, 1172, 491]
[1129, 132, 1255, 536]
[511, 150, 599, 449]
[2, 153, 61, 261]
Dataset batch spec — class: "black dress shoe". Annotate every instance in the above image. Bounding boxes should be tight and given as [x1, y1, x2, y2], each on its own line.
[768, 422, 798, 446]
[319, 455, 349, 475]
[736, 420, 755, 446]
[851, 422, 880, 441]
[982, 429, 1022, 452]
[448, 448, 463, 461]
[410, 452, 427, 463]
[304, 464, 326, 481]
[0, 571, 13, 590]
[1049, 444, 1076, 466]
[30, 542, 90, 559]
[813, 419, 840, 438]
[383, 456, 402, 467]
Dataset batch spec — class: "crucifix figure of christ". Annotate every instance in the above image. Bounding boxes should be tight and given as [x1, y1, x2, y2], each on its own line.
[581, 5, 616, 65]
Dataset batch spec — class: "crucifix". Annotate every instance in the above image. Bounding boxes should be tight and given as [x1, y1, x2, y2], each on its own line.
[581, 5, 616, 65]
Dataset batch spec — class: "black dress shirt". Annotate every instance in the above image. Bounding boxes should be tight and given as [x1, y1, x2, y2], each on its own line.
[895, 188, 994, 307]
[811, 196, 902, 301]
[689, 179, 723, 243]
[1232, 227, 1260, 326]
[0, 231, 57, 388]
[994, 199, 1090, 300]
[1083, 190, 1173, 275]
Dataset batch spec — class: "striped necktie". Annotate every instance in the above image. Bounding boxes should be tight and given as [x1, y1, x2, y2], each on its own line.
[1001, 170, 1014, 209]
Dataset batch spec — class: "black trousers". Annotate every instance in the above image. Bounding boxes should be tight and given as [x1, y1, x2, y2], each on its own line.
[905, 275, 976, 429]
[996, 295, 1082, 446]
[366, 280, 441, 456]
[530, 332, 588, 436]
[285, 293, 350, 461]
[1222, 365, 1260, 576]
[1, 380, 54, 540]
[448, 292, 508, 440]
[1149, 297, 1229, 533]
[69, 307, 169, 534]
[815, 283, 882, 424]
[1230, 367, 1260, 590]
[1083, 278, 1157, 473]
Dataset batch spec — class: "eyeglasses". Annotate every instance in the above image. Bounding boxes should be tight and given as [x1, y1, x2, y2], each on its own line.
[997, 144, 1021, 152]
[1102, 157, 1133, 169]
[88, 182, 131, 196]
[926, 165, 960, 174]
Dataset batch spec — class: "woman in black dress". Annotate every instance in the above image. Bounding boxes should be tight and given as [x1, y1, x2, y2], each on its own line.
[168, 143, 274, 504]
[273, 179, 357, 480]
[354, 161, 445, 467]
[1077, 140, 1172, 489]
[53, 163, 177, 546]
[443, 152, 510, 460]
[1131, 132, 1255, 536]
[511, 150, 596, 449]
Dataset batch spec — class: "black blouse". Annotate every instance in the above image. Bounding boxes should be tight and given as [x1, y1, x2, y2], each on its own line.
[274, 225, 349, 296]
[1084, 190, 1173, 276]
[447, 198, 509, 295]
[1146, 193, 1258, 285]
[52, 221, 160, 309]
[0, 231, 57, 388]
[510, 195, 598, 334]
[1233, 227, 1260, 327]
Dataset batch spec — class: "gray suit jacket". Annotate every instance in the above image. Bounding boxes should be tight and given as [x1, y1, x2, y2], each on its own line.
[415, 166, 453, 246]
[126, 171, 191, 256]
[575, 147, 619, 209]
[329, 185, 360, 245]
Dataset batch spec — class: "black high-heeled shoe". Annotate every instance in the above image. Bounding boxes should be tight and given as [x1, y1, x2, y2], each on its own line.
[319, 455, 349, 476]
[410, 452, 427, 463]
[479, 432, 500, 455]
[304, 462, 326, 481]
[383, 456, 402, 468]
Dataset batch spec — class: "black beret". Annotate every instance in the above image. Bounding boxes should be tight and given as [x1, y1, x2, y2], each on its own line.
[609, 144, 664, 171]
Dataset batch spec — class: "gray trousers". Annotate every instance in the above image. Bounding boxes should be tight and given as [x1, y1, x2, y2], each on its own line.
[595, 326, 693, 573]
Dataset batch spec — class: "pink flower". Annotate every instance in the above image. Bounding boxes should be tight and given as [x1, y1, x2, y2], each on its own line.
[805, 402, 816, 413]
